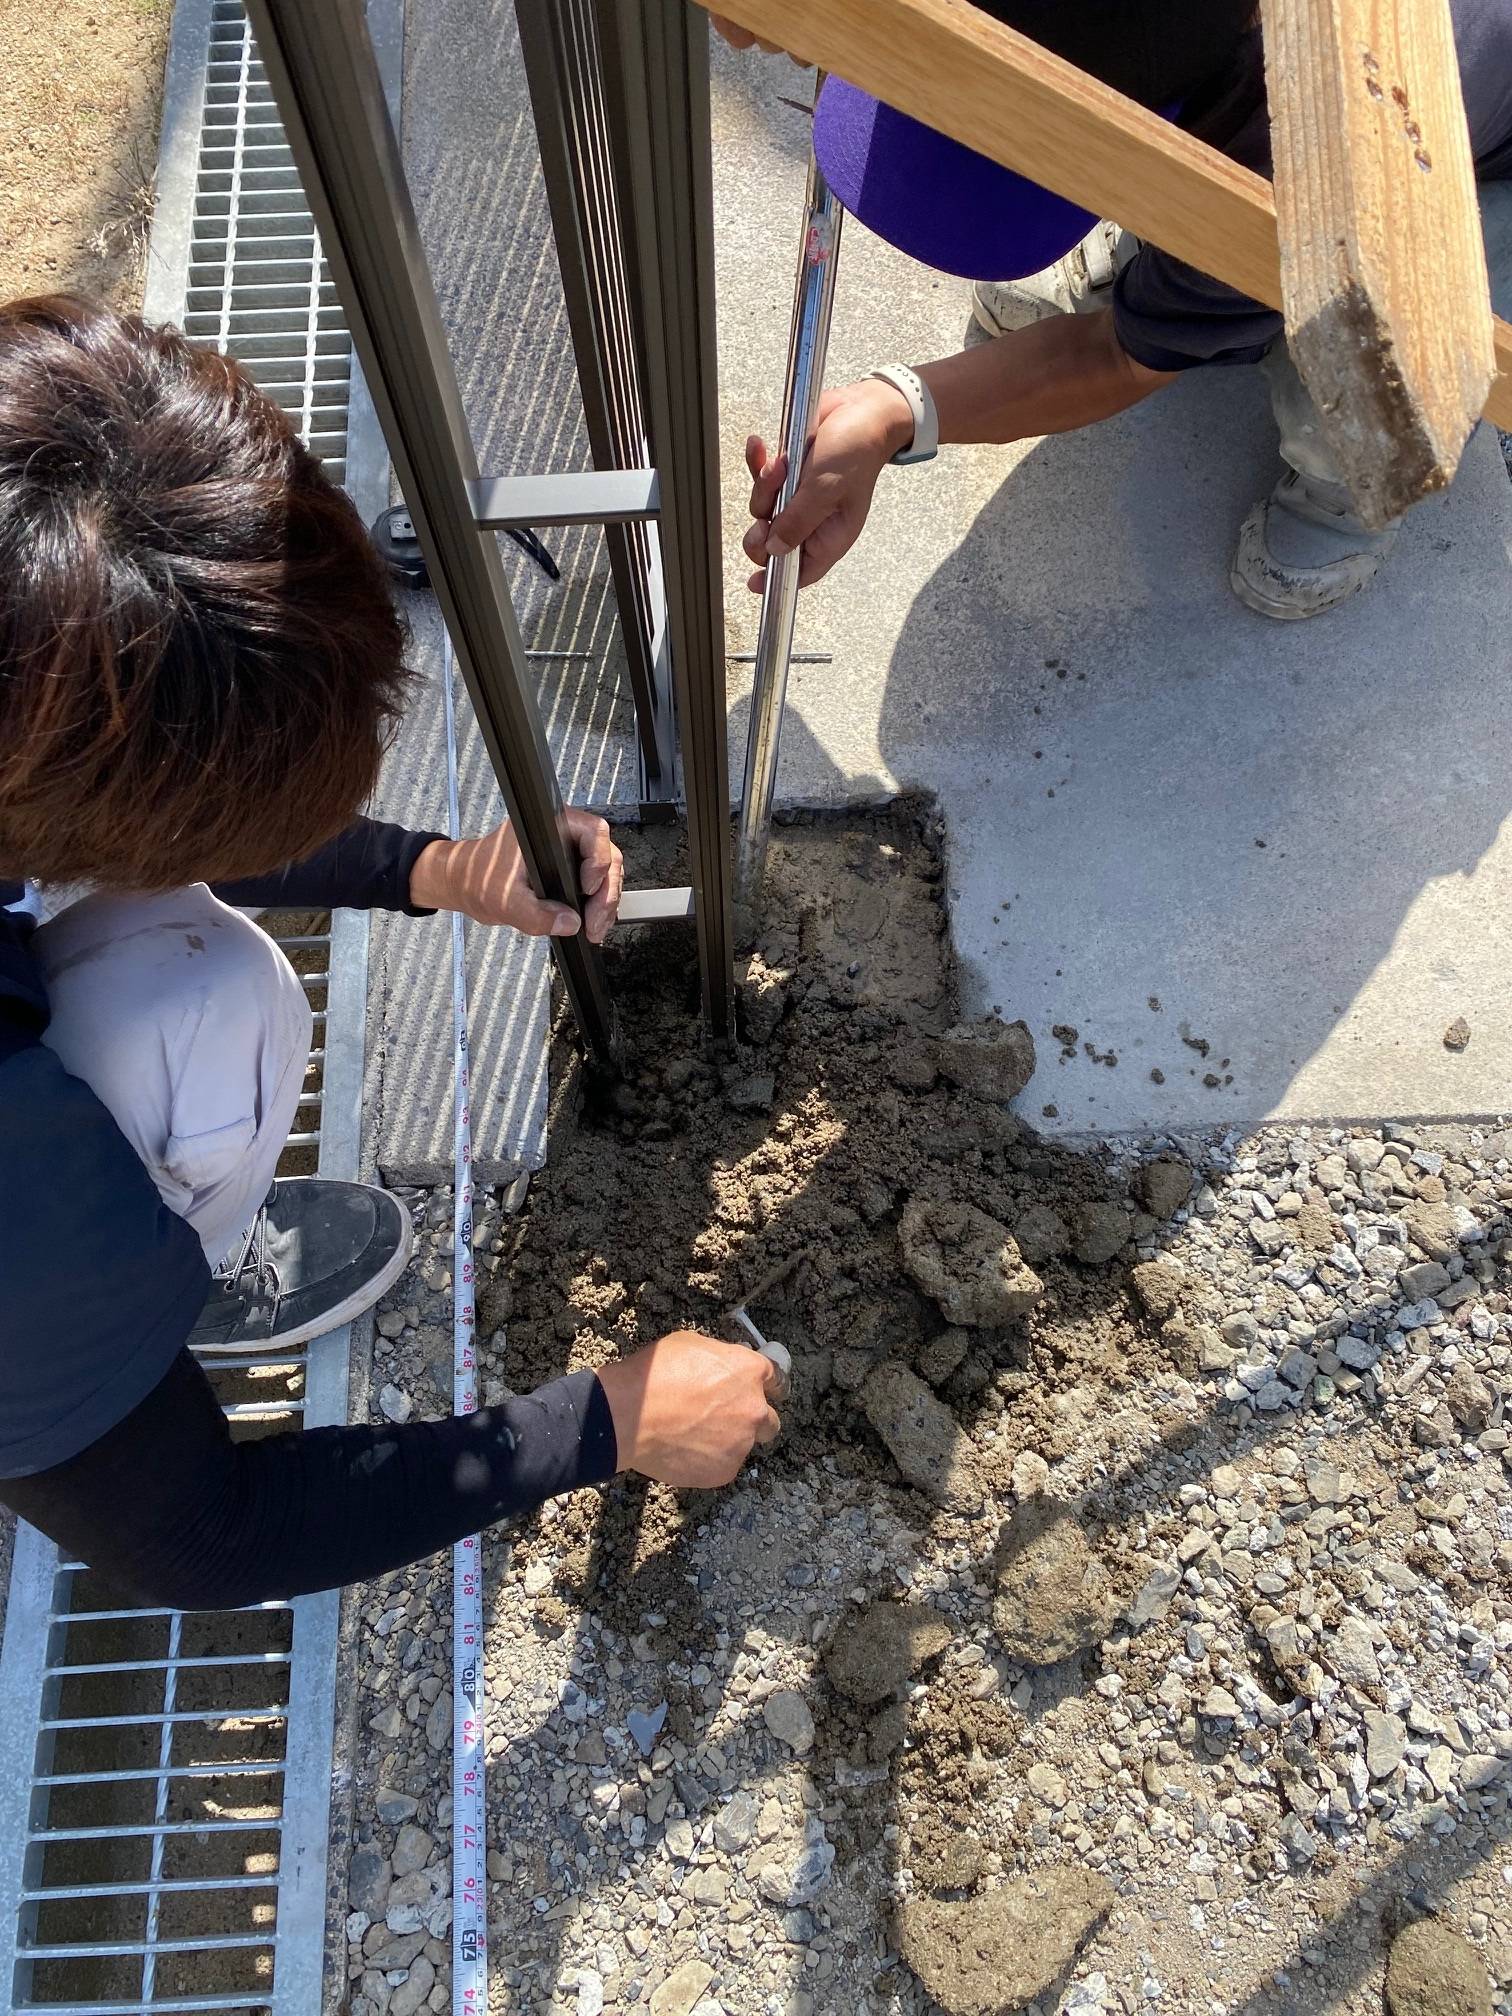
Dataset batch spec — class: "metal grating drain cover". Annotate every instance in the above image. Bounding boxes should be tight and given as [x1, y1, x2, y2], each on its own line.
[184, 1, 352, 481]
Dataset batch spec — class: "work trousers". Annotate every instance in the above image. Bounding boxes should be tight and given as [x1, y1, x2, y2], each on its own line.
[31, 885, 311, 1266]
[2, 890, 616, 1609]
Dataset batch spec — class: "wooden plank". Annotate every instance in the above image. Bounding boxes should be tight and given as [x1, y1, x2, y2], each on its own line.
[697, 0, 1512, 440]
[703, 0, 1283, 305]
[1262, 0, 1493, 525]
[1495, 322, 1512, 430]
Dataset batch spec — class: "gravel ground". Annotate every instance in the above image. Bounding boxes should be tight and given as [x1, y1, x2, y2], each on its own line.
[340, 813, 1512, 2016]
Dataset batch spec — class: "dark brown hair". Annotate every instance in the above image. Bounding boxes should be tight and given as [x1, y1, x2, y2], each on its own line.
[0, 295, 411, 889]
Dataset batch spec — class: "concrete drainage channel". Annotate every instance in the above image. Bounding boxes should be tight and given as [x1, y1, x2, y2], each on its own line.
[0, 2, 396, 2007]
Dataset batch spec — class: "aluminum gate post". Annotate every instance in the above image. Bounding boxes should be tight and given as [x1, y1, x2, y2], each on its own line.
[594, 0, 736, 1039]
[513, 0, 679, 821]
[246, 0, 618, 1063]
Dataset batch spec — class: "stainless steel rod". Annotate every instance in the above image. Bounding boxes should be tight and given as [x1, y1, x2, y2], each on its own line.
[733, 127, 843, 918]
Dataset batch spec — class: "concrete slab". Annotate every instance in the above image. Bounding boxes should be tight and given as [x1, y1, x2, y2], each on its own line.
[368, 0, 642, 1181]
[711, 46, 1512, 1135]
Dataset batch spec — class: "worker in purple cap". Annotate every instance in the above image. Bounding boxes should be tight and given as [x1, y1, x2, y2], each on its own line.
[716, 2, 1512, 621]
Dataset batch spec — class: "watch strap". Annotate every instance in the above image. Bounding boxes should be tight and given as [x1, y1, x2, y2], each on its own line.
[869, 364, 939, 466]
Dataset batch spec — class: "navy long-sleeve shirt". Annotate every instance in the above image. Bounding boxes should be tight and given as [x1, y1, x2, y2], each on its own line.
[0, 818, 613, 1521]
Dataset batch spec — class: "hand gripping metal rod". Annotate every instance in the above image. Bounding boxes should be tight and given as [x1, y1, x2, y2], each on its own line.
[733, 122, 843, 919]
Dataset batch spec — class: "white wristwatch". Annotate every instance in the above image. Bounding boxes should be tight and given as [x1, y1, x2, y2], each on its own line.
[868, 364, 939, 466]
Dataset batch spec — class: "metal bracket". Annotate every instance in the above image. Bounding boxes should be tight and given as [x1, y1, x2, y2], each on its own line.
[469, 467, 660, 528]
[617, 886, 695, 924]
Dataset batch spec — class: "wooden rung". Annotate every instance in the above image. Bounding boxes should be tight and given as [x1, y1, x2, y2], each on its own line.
[1496, 321, 1512, 430]
[1262, 0, 1494, 526]
[698, 0, 1512, 458]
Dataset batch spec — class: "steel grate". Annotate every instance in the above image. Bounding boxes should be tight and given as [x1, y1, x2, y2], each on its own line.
[0, 2, 390, 2008]
[183, 1, 352, 480]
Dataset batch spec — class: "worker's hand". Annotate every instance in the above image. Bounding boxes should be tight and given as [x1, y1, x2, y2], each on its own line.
[408, 811, 623, 943]
[709, 13, 793, 57]
[743, 375, 915, 594]
[595, 1331, 783, 1488]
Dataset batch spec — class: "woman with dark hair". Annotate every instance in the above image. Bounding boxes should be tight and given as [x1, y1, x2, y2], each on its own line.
[0, 296, 780, 1609]
[721, 0, 1512, 619]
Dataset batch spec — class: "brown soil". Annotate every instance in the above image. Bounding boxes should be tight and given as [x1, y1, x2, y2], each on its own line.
[472, 805, 1187, 2002]
[353, 807, 1512, 2013]
[0, 0, 173, 306]
[492, 804, 1152, 1408]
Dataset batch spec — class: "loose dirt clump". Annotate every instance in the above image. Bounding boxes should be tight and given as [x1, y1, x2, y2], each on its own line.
[899, 1197, 1044, 1328]
[824, 1599, 952, 1707]
[931, 1018, 1036, 1103]
[1385, 1917, 1493, 2016]
[990, 1493, 1118, 1666]
[894, 1867, 1114, 2014]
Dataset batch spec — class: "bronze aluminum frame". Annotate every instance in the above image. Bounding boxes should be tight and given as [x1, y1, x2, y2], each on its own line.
[593, 0, 734, 1035]
[513, 0, 678, 819]
[247, 0, 735, 1049]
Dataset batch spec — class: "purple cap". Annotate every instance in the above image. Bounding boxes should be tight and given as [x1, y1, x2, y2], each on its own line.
[813, 74, 1096, 282]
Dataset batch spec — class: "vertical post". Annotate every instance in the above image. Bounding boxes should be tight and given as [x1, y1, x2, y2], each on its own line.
[734, 135, 843, 917]
[596, 0, 735, 1039]
[514, 0, 678, 813]
[1260, 0, 1494, 525]
[245, 0, 618, 1064]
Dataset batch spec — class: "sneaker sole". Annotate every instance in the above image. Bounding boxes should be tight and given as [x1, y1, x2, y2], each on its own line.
[1228, 561, 1336, 622]
[193, 1207, 415, 1356]
[1229, 501, 1378, 622]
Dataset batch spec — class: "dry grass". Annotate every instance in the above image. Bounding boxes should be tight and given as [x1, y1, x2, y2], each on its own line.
[0, 0, 173, 305]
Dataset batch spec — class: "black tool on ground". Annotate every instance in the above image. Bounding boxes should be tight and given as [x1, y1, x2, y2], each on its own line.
[371, 503, 561, 587]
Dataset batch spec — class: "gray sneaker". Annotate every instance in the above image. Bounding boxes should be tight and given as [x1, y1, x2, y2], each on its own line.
[1231, 468, 1402, 621]
[190, 1178, 413, 1354]
[971, 221, 1137, 337]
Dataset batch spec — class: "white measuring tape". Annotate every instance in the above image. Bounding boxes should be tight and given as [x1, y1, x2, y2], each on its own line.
[443, 636, 488, 2015]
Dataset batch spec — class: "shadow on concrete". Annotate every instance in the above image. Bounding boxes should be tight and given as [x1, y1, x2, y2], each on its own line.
[739, 347, 1512, 1134]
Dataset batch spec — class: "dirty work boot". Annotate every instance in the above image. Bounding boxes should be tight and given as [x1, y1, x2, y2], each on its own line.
[189, 1178, 413, 1354]
[1230, 340, 1402, 620]
[1230, 470, 1402, 621]
[971, 220, 1136, 336]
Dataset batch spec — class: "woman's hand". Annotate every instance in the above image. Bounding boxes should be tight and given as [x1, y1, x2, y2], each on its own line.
[409, 810, 624, 943]
[595, 1331, 783, 1487]
[743, 375, 915, 594]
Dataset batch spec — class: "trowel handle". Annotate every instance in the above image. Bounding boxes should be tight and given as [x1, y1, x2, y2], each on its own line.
[757, 1338, 792, 1404]
[731, 1308, 791, 1402]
